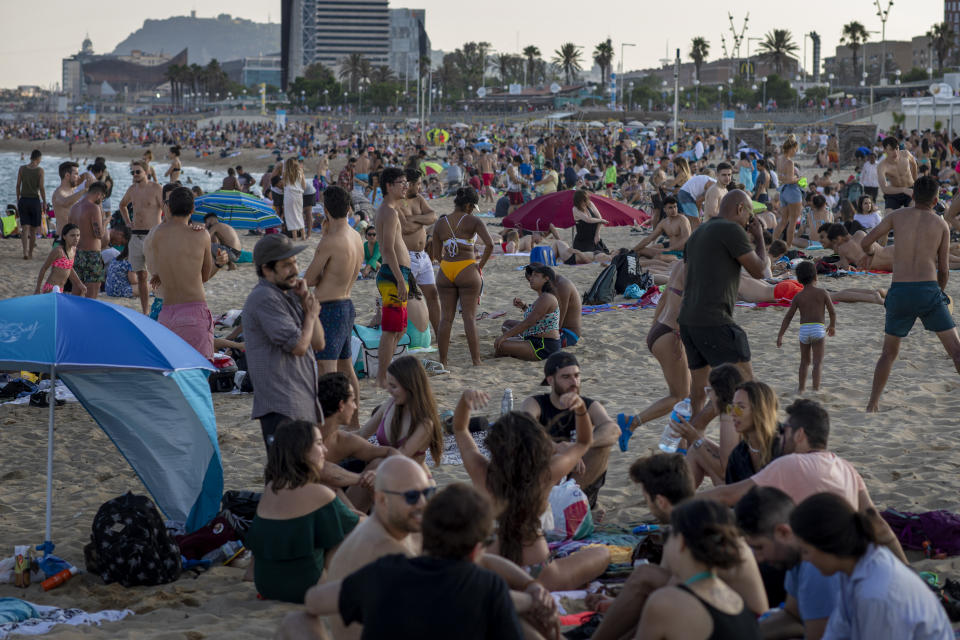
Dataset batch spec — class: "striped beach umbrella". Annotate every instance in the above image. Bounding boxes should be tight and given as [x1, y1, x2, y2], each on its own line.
[419, 161, 444, 176]
[191, 190, 283, 230]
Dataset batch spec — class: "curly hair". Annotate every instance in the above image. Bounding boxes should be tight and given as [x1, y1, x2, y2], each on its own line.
[484, 411, 554, 564]
[386, 356, 443, 466]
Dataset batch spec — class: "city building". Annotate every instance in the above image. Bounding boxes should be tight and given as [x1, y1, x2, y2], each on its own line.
[389, 8, 429, 84]
[61, 37, 187, 101]
[947, 0, 960, 62]
[623, 56, 800, 88]
[282, 0, 389, 87]
[223, 55, 283, 88]
[824, 36, 931, 85]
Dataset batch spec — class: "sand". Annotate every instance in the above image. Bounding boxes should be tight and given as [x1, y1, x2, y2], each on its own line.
[1, 155, 959, 637]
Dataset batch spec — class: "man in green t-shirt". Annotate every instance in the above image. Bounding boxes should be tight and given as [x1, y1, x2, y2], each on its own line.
[677, 189, 767, 419]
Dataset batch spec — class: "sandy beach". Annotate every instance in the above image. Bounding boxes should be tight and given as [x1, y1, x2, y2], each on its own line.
[2, 158, 959, 637]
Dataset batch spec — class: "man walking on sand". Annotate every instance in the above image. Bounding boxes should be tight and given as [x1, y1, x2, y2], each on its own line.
[68, 182, 109, 298]
[375, 167, 417, 388]
[15, 149, 46, 260]
[861, 175, 960, 412]
[305, 185, 364, 426]
[144, 187, 218, 359]
[119, 160, 164, 314]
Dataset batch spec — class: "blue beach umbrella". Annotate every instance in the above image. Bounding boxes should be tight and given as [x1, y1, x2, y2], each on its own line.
[0, 294, 223, 553]
[191, 189, 283, 230]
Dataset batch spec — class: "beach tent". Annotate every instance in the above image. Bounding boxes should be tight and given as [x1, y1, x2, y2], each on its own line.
[0, 294, 222, 553]
[426, 128, 450, 144]
[192, 190, 282, 230]
[503, 191, 646, 231]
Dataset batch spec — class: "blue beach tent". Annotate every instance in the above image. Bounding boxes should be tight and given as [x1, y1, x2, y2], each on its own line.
[0, 294, 223, 554]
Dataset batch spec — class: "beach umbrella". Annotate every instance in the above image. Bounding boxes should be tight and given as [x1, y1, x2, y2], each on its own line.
[192, 189, 283, 230]
[420, 161, 444, 176]
[450, 122, 470, 128]
[628, 120, 645, 127]
[503, 191, 646, 231]
[426, 128, 450, 144]
[0, 294, 222, 553]
[648, 120, 666, 127]
[586, 121, 605, 127]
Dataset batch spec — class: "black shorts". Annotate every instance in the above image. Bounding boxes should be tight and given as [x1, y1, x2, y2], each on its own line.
[883, 193, 911, 211]
[864, 186, 879, 200]
[679, 323, 751, 370]
[17, 197, 42, 227]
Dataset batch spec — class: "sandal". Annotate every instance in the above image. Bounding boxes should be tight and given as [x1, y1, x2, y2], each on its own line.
[421, 360, 449, 375]
[617, 413, 636, 452]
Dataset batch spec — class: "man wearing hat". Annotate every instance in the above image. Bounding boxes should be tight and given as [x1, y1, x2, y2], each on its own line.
[519, 352, 618, 510]
[242, 234, 325, 448]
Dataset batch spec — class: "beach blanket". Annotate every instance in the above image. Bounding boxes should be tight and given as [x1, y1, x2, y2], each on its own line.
[2, 380, 77, 405]
[0, 600, 133, 638]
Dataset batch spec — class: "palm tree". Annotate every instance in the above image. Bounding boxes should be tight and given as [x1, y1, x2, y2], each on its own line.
[840, 21, 870, 83]
[593, 39, 614, 85]
[757, 29, 798, 75]
[523, 45, 541, 85]
[339, 53, 369, 92]
[927, 22, 955, 74]
[552, 43, 583, 85]
[689, 37, 710, 81]
[165, 64, 182, 107]
[369, 64, 394, 84]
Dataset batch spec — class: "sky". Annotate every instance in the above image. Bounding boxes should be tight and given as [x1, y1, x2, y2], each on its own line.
[0, 0, 942, 89]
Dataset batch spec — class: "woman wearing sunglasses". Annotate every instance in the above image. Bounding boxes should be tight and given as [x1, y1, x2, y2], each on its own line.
[361, 227, 380, 279]
[244, 420, 360, 603]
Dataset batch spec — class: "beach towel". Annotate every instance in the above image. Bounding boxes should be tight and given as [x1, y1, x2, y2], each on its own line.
[0, 600, 132, 639]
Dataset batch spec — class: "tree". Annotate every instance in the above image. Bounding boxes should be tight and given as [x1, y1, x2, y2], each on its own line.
[523, 45, 542, 85]
[303, 62, 335, 84]
[903, 67, 929, 82]
[477, 42, 492, 86]
[689, 37, 710, 81]
[757, 29, 798, 75]
[840, 22, 870, 83]
[927, 22, 955, 75]
[490, 52, 522, 85]
[339, 53, 370, 92]
[552, 43, 583, 85]
[593, 39, 614, 85]
[369, 65, 394, 84]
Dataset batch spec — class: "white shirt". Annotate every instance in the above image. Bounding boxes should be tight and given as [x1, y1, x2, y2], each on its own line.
[860, 161, 879, 188]
[854, 212, 882, 229]
[694, 140, 705, 159]
[680, 174, 716, 200]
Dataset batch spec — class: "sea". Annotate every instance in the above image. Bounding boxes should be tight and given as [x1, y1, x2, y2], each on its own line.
[0, 151, 225, 213]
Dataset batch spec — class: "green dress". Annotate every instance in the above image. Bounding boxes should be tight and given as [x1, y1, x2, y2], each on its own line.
[244, 496, 359, 603]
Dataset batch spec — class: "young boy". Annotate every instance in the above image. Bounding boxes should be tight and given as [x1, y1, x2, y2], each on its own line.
[776, 261, 836, 392]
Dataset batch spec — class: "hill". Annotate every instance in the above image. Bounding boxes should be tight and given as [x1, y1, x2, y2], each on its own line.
[111, 13, 280, 65]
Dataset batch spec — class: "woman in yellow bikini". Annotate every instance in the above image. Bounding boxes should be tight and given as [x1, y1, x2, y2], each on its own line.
[431, 187, 494, 368]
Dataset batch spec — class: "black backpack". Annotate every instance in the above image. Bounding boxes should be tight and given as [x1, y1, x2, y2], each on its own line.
[613, 251, 653, 294]
[583, 263, 618, 305]
[84, 492, 182, 587]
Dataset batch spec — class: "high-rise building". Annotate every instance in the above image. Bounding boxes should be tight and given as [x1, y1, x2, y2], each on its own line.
[389, 9, 429, 84]
[946, 1, 960, 63]
[282, 0, 389, 87]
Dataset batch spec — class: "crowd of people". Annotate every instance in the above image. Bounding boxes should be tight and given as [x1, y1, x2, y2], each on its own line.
[4, 109, 960, 639]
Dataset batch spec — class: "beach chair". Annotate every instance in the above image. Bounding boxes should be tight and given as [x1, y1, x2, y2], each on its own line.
[530, 245, 557, 266]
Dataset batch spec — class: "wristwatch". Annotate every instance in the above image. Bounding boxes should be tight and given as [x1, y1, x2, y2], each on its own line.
[692, 438, 704, 449]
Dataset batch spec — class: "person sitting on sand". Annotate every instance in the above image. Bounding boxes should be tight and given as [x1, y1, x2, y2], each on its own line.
[494, 264, 562, 361]
[619, 261, 689, 451]
[357, 356, 443, 476]
[519, 352, 618, 510]
[299, 484, 530, 640]
[360, 226, 380, 278]
[104, 230, 137, 298]
[631, 195, 689, 259]
[776, 261, 837, 392]
[243, 420, 360, 604]
[794, 194, 833, 248]
[588, 455, 767, 640]
[571, 189, 609, 253]
[453, 389, 611, 591]
[204, 212, 242, 272]
[34, 223, 86, 295]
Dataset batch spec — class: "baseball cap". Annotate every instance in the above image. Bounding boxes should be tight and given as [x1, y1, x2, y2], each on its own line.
[540, 351, 579, 385]
[253, 234, 307, 267]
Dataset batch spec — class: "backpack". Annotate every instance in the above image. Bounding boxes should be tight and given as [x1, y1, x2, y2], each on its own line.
[583, 263, 618, 305]
[881, 508, 960, 557]
[613, 251, 653, 294]
[84, 492, 182, 587]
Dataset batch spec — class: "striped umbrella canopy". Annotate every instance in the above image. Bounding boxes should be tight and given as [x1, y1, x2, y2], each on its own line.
[191, 190, 283, 230]
[420, 161, 444, 176]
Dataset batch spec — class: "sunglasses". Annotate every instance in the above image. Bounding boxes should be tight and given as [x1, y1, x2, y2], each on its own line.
[382, 486, 436, 505]
[131, 170, 142, 176]
[366, 232, 376, 236]
[729, 404, 745, 417]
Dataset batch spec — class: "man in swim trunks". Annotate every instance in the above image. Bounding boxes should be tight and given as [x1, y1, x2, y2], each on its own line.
[375, 167, 416, 388]
[399, 168, 439, 336]
[204, 213, 242, 272]
[52, 161, 89, 254]
[145, 187, 218, 359]
[861, 176, 960, 412]
[478, 148, 496, 203]
[119, 160, 164, 314]
[16, 150, 47, 260]
[877, 136, 918, 213]
[68, 182, 109, 298]
[519, 352, 618, 511]
[631, 195, 689, 259]
[305, 185, 364, 426]
[702, 162, 732, 220]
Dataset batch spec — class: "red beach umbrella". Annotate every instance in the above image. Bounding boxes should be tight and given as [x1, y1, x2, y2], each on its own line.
[503, 191, 645, 231]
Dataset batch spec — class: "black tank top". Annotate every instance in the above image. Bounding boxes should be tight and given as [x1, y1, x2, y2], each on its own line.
[677, 584, 761, 640]
[532, 394, 594, 441]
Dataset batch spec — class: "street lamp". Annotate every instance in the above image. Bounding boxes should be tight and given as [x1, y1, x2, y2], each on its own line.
[727, 77, 734, 107]
[861, 70, 868, 88]
[828, 73, 834, 93]
[628, 81, 634, 111]
[894, 69, 901, 86]
[692, 79, 699, 109]
[874, 0, 893, 85]
[323, 88, 329, 106]
[619, 42, 636, 110]
[761, 76, 767, 109]
[795, 75, 801, 110]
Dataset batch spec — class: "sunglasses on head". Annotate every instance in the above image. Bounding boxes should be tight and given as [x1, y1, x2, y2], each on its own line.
[382, 486, 436, 505]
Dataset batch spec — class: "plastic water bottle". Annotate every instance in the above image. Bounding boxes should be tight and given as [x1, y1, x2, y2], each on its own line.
[501, 388, 513, 415]
[658, 398, 692, 453]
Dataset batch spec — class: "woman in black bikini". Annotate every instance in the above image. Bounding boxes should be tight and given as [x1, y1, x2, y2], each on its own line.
[165, 146, 182, 183]
[637, 499, 761, 639]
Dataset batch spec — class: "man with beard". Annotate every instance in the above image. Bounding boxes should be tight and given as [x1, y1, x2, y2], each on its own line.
[242, 234, 324, 449]
[119, 160, 164, 314]
[519, 352, 618, 511]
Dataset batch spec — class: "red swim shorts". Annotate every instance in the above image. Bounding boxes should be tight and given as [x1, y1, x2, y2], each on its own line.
[773, 279, 804, 302]
[508, 191, 523, 205]
[482, 173, 493, 186]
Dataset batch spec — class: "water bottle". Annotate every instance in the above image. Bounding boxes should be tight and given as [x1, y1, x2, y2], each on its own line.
[658, 398, 692, 453]
[41, 566, 78, 591]
[501, 388, 513, 415]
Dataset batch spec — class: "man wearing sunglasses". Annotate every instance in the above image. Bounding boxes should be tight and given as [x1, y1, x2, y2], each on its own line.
[118, 160, 163, 314]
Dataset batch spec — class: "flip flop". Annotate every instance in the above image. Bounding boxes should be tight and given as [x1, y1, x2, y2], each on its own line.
[421, 360, 449, 375]
[617, 413, 636, 452]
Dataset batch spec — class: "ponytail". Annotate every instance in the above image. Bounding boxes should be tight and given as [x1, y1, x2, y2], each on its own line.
[670, 499, 742, 570]
[790, 493, 877, 559]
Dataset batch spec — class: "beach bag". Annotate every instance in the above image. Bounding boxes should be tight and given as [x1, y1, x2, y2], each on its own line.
[545, 479, 594, 541]
[175, 515, 238, 561]
[583, 263, 618, 305]
[815, 258, 838, 275]
[85, 492, 181, 587]
[352, 324, 410, 379]
[881, 508, 960, 556]
[220, 490, 262, 535]
[613, 251, 653, 294]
